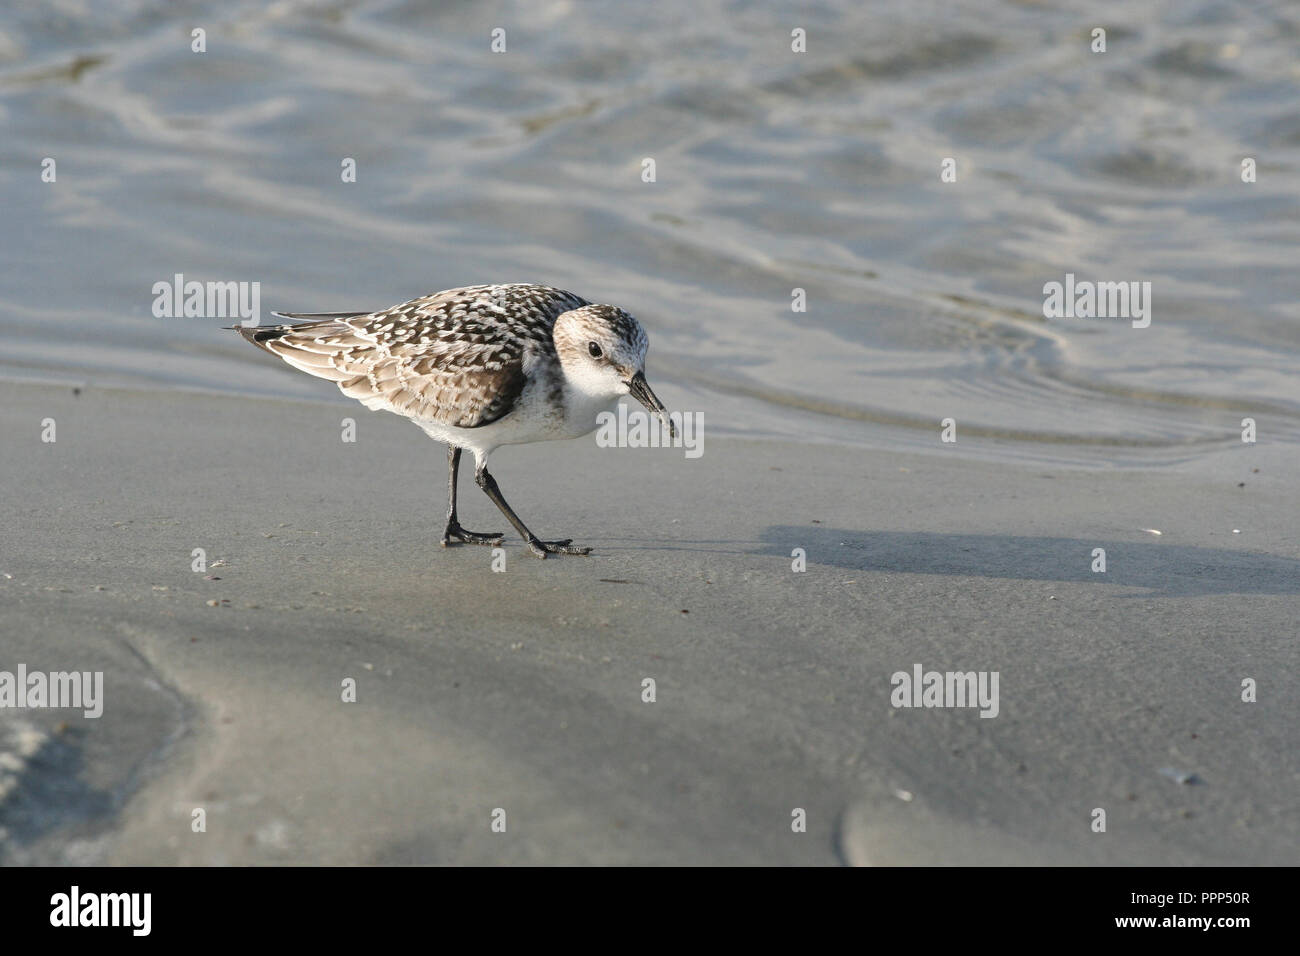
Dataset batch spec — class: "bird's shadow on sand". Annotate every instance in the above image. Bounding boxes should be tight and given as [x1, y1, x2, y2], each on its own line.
[749, 526, 1300, 597]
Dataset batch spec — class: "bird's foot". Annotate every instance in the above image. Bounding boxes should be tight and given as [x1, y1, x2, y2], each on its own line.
[440, 521, 505, 548]
[525, 537, 592, 559]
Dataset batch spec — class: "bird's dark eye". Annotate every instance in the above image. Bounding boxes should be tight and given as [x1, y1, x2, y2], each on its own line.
[588, 342, 603, 359]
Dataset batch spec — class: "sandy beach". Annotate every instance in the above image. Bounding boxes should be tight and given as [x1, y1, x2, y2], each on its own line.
[1, 379, 1295, 865]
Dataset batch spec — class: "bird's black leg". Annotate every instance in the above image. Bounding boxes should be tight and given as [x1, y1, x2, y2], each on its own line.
[474, 463, 591, 558]
[440, 446, 504, 547]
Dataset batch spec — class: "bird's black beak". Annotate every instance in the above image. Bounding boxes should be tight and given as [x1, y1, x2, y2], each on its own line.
[627, 370, 676, 438]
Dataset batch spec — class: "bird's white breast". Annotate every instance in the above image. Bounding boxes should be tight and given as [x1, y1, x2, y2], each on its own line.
[414, 361, 616, 462]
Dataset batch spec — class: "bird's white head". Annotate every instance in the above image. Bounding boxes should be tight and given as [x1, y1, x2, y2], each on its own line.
[553, 304, 675, 436]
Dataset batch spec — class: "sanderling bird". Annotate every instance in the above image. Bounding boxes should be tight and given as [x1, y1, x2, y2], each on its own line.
[231, 283, 675, 558]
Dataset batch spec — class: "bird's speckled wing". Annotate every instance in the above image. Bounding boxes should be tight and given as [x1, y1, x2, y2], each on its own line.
[243, 284, 589, 428]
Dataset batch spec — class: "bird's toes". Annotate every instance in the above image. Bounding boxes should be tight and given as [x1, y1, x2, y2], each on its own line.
[459, 530, 505, 545]
[531, 538, 591, 556]
[442, 525, 505, 547]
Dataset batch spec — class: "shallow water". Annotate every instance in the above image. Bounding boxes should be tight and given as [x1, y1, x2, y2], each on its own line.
[2, 0, 1298, 464]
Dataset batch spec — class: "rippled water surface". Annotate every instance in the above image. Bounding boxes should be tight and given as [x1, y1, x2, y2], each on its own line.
[3, 0, 1298, 463]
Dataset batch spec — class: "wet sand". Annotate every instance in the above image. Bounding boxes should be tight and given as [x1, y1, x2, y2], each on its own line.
[0, 381, 1296, 865]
